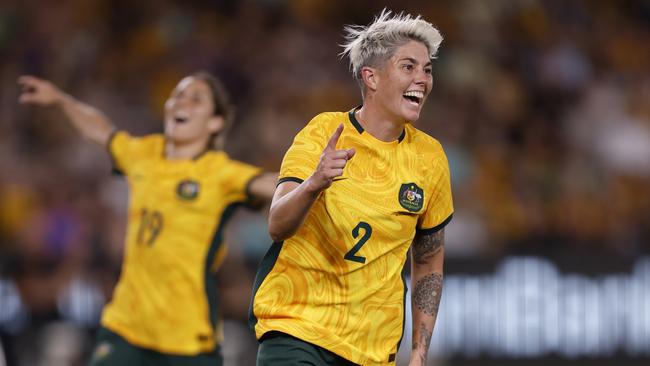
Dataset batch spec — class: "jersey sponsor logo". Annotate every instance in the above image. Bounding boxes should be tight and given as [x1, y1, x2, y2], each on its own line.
[399, 183, 424, 212]
[177, 179, 200, 200]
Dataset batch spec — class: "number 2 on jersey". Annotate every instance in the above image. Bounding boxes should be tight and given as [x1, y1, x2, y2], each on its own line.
[344, 222, 372, 264]
[137, 208, 163, 246]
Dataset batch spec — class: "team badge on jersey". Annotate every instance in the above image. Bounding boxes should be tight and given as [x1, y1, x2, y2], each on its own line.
[177, 179, 200, 200]
[399, 183, 424, 212]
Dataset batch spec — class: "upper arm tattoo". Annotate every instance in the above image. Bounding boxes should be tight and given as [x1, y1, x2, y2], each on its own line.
[412, 228, 444, 264]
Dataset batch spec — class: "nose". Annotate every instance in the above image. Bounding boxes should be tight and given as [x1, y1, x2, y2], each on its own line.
[169, 95, 190, 110]
[176, 94, 189, 104]
[414, 68, 429, 83]
[413, 68, 431, 90]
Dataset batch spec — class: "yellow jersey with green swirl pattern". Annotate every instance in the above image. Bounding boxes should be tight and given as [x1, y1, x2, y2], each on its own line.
[249, 108, 453, 365]
[102, 131, 261, 355]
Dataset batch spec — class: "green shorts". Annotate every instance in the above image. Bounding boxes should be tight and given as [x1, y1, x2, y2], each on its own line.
[256, 332, 358, 366]
[88, 327, 222, 366]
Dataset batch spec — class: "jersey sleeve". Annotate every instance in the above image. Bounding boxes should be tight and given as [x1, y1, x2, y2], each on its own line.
[417, 146, 454, 233]
[220, 159, 263, 204]
[278, 114, 330, 185]
[107, 130, 138, 175]
[107, 131, 163, 176]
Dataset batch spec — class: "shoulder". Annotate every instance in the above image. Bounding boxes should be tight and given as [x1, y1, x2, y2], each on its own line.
[308, 111, 347, 126]
[134, 133, 165, 154]
[406, 125, 451, 178]
[303, 111, 347, 132]
[201, 150, 229, 168]
[111, 131, 164, 152]
[296, 111, 348, 140]
[114, 131, 163, 145]
[204, 150, 257, 171]
[406, 125, 446, 157]
[138, 133, 165, 145]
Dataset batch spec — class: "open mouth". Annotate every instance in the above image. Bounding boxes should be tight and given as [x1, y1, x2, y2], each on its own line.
[174, 115, 189, 124]
[403, 90, 423, 106]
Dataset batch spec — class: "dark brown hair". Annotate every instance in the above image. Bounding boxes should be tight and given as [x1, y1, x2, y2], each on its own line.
[191, 71, 234, 150]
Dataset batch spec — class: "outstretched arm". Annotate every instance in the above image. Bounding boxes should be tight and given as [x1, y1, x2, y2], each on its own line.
[247, 172, 279, 205]
[18, 75, 114, 147]
[409, 228, 445, 366]
[267, 124, 355, 242]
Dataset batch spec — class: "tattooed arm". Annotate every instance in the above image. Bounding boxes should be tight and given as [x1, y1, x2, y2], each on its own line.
[408, 228, 445, 366]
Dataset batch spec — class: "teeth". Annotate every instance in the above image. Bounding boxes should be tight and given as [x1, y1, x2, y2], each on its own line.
[175, 111, 189, 119]
[403, 91, 424, 99]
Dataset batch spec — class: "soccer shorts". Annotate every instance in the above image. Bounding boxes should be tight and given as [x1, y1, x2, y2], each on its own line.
[89, 327, 223, 366]
[256, 331, 358, 366]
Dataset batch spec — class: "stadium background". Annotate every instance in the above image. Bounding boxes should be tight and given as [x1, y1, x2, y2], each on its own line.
[0, 0, 649, 365]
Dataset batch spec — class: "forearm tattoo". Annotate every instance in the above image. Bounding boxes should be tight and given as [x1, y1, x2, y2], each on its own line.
[412, 229, 444, 264]
[413, 272, 443, 317]
[412, 322, 433, 354]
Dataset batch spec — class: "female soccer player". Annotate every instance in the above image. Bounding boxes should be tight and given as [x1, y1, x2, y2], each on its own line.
[249, 10, 453, 366]
[18, 72, 276, 366]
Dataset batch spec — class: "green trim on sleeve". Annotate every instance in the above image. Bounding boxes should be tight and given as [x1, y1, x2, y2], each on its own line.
[106, 129, 124, 176]
[244, 172, 265, 209]
[276, 177, 304, 187]
[417, 214, 453, 235]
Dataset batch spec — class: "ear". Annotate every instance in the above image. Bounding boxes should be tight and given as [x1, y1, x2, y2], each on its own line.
[207, 115, 225, 134]
[360, 66, 379, 92]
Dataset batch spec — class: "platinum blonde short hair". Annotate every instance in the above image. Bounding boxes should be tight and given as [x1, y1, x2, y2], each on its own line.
[340, 9, 443, 81]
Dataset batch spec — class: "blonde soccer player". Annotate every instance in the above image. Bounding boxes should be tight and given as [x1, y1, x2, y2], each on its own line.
[18, 72, 276, 366]
[249, 9, 453, 366]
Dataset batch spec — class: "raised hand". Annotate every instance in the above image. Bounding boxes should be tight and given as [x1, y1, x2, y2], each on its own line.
[309, 124, 355, 192]
[17, 75, 64, 106]
[17, 75, 114, 146]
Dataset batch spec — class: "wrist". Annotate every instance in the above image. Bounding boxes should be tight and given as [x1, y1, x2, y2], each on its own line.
[303, 175, 324, 197]
[56, 91, 73, 107]
[409, 349, 427, 366]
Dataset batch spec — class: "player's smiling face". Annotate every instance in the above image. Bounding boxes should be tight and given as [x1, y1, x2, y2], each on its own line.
[164, 76, 223, 145]
[375, 40, 433, 123]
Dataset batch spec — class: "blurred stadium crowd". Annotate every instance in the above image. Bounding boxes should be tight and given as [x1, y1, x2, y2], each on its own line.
[0, 0, 649, 365]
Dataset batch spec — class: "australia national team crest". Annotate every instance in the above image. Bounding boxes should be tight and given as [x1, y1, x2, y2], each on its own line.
[177, 179, 200, 200]
[399, 183, 424, 212]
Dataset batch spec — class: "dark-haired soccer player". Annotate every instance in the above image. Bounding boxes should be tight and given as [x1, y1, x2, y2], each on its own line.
[18, 72, 276, 366]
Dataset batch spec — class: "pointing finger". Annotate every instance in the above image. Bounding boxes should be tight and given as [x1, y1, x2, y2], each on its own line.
[324, 124, 344, 152]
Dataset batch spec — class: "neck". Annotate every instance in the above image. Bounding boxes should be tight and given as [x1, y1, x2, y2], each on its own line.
[165, 138, 210, 160]
[356, 101, 405, 142]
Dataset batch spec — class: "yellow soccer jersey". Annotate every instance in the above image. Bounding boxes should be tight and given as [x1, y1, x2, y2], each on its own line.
[101, 131, 261, 355]
[250, 108, 453, 365]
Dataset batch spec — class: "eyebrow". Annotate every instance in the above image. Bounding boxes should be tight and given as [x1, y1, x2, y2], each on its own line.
[399, 57, 432, 67]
